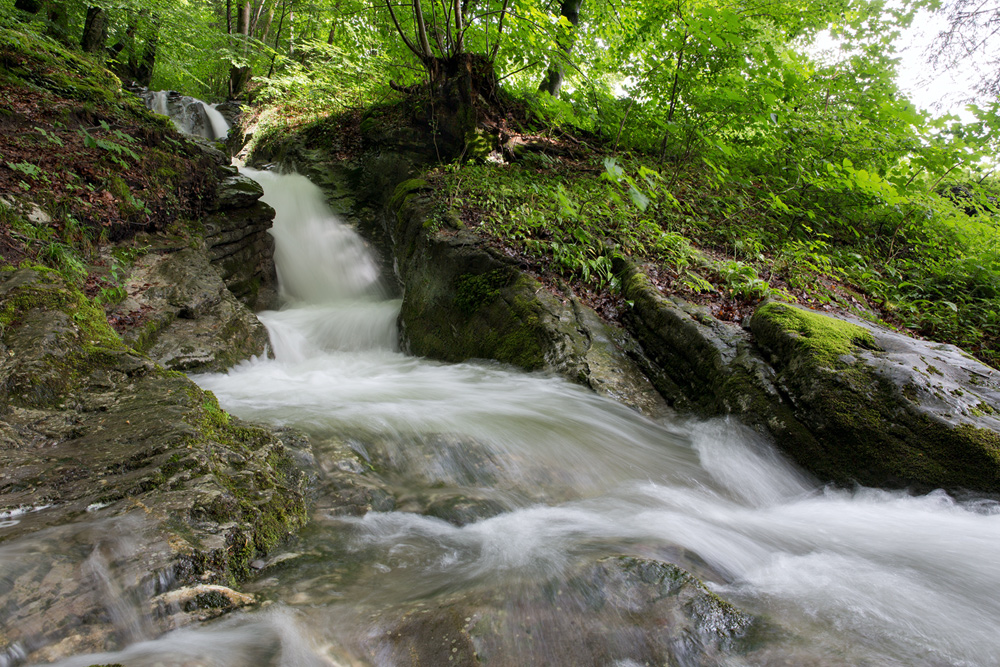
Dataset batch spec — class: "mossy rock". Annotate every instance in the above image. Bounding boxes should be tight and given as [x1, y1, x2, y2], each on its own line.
[751, 301, 1000, 493]
[109, 247, 270, 372]
[0, 278, 310, 663]
[0, 267, 140, 408]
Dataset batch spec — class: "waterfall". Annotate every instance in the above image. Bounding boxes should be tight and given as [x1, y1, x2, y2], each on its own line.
[141, 90, 231, 140]
[45, 169, 1000, 666]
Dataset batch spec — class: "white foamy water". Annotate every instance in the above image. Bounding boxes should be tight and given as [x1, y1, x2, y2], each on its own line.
[142, 90, 231, 140]
[56, 169, 1000, 665]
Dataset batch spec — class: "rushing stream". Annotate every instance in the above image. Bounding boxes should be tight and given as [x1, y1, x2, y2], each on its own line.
[46, 169, 1000, 666]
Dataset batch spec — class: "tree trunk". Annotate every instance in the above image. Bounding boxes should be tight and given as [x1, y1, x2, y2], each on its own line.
[237, 0, 251, 34]
[259, 5, 274, 42]
[229, 65, 252, 98]
[229, 1, 252, 99]
[249, 0, 268, 37]
[537, 0, 583, 97]
[423, 53, 500, 159]
[133, 16, 159, 87]
[46, 1, 70, 43]
[14, 0, 41, 14]
[109, 11, 158, 87]
[81, 7, 108, 54]
[266, 0, 288, 77]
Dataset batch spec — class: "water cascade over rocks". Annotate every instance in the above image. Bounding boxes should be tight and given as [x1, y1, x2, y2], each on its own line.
[41, 169, 1000, 666]
[141, 90, 230, 140]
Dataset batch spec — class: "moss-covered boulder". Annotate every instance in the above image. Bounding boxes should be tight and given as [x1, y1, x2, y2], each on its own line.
[388, 182, 667, 416]
[616, 259, 808, 434]
[615, 260, 1000, 492]
[751, 301, 1000, 493]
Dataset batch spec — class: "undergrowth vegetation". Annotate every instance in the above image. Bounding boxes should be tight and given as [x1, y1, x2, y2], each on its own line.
[0, 27, 218, 305]
[432, 123, 1000, 366]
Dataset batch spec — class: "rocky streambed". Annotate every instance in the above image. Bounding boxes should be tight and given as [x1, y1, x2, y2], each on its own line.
[1, 92, 1000, 666]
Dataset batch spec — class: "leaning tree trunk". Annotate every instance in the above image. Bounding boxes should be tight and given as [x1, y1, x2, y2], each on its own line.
[81, 7, 109, 53]
[538, 0, 583, 97]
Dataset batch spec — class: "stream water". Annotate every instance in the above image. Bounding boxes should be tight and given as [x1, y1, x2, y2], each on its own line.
[44, 170, 1000, 665]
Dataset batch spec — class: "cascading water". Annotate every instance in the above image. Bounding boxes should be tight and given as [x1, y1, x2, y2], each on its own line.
[142, 90, 230, 140]
[42, 170, 1000, 666]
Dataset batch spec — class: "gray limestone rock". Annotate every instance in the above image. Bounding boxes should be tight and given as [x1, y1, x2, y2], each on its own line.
[0, 268, 310, 663]
[363, 555, 764, 667]
[210, 174, 264, 211]
[110, 247, 270, 373]
[750, 301, 1000, 493]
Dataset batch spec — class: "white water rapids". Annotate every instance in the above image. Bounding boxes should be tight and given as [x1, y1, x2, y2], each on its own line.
[47, 169, 1000, 665]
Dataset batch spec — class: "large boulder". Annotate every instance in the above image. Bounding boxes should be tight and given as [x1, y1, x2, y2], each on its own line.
[617, 259, 1000, 494]
[750, 301, 1000, 493]
[388, 180, 667, 417]
[0, 267, 309, 662]
[110, 247, 270, 373]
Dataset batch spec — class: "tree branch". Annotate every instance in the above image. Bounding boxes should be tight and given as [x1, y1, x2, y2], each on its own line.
[385, 0, 424, 59]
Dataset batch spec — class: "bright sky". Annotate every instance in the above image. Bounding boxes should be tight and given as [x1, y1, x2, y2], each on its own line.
[812, 10, 981, 122]
[893, 10, 981, 121]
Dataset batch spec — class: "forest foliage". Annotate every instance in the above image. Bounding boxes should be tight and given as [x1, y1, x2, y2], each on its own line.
[2, 0, 1000, 364]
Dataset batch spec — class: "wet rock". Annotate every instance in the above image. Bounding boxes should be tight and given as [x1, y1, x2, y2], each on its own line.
[364, 555, 764, 667]
[184, 135, 229, 166]
[0, 267, 310, 663]
[387, 187, 668, 417]
[203, 200, 279, 310]
[210, 174, 264, 211]
[110, 247, 270, 372]
[154, 583, 256, 612]
[616, 260, 1000, 492]
[214, 100, 243, 128]
[751, 301, 1000, 493]
[423, 494, 506, 526]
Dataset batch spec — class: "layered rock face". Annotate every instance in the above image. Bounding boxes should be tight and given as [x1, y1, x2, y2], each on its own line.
[204, 172, 279, 311]
[0, 267, 309, 663]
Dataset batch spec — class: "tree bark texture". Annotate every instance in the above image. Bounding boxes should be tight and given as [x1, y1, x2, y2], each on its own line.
[81, 7, 108, 53]
[538, 0, 583, 97]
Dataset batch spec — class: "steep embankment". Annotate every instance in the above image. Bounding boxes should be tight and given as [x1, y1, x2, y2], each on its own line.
[0, 28, 310, 663]
[244, 103, 1000, 496]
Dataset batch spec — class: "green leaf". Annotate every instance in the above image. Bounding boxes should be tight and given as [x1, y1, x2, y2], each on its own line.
[629, 186, 650, 211]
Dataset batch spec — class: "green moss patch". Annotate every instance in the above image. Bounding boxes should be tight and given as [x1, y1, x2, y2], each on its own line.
[388, 178, 431, 213]
[753, 301, 876, 367]
[183, 388, 308, 583]
[454, 269, 513, 315]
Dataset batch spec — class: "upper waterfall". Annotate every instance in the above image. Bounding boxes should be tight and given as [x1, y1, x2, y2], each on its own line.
[141, 90, 230, 140]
